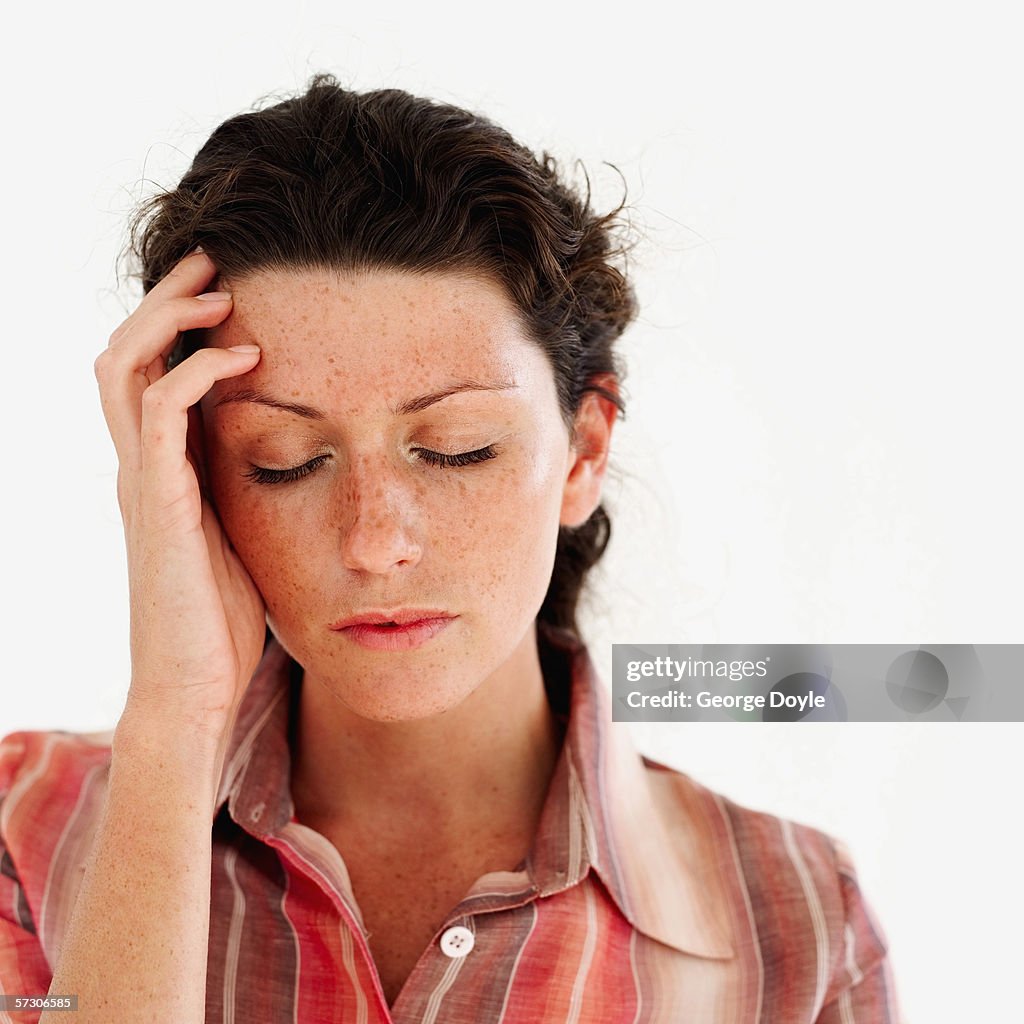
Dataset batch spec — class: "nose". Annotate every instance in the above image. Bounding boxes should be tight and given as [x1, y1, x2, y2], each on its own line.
[336, 455, 423, 574]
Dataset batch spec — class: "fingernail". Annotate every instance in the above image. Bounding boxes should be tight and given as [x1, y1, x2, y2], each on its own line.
[197, 291, 232, 302]
[192, 244, 205, 254]
[228, 345, 260, 354]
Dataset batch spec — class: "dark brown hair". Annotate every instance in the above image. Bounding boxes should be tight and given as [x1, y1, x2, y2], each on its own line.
[125, 72, 638, 638]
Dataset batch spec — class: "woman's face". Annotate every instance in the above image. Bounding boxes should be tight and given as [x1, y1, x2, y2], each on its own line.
[199, 268, 612, 721]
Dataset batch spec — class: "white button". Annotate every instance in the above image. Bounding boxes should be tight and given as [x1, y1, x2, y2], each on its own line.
[439, 925, 475, 958]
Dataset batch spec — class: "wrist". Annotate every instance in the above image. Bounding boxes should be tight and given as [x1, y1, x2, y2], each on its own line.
[113, 701, 227, 770]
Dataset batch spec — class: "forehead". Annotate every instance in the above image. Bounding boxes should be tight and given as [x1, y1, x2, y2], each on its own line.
[207, 267, 538, 390]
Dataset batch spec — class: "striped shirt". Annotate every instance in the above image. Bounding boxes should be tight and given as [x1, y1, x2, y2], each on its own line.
[0, 622, 900, 1022]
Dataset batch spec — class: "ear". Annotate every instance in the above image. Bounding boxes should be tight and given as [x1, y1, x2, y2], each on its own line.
[560, 374, 620, 528]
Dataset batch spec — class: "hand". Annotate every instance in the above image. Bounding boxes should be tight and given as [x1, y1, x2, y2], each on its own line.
[95, 249, 267, 746]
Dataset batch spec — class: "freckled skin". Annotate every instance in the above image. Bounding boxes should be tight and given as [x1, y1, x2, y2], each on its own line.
[197, 270, 619, 1001]
[198, 268, 610, 725]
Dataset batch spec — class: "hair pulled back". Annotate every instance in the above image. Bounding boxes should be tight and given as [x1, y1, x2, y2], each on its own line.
[126, 72, 637, 639]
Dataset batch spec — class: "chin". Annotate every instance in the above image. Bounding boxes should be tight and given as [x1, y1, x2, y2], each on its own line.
[325, 675, 481, 724]
[267, 602, 542, 726]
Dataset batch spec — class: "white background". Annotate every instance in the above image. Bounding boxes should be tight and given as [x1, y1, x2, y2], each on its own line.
[2, 2, 1022, 1020]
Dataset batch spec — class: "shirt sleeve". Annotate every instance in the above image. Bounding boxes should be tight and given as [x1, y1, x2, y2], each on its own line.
[0, 737, 54, 1023]
[815, 838, 903, 1024]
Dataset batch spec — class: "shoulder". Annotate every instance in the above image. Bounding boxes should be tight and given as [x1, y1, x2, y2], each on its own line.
[1, 726, 114, 815]
[639, 752, 846, 889]
[1, 728, 114, 908]
[1, 727, 113, 801]
[0, 729, 114, 966]
[637, 754, 893, 1006]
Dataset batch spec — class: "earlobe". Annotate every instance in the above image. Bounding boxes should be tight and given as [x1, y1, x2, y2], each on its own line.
[559, 379, 620, 528]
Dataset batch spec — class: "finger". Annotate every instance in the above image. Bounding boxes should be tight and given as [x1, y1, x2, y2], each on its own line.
[95, 293, 235, 472]
[105, 285, 232, 365]
[137, 346, 261, 517]
[98, 248, 225, 446]
[107, 250, 221, 346]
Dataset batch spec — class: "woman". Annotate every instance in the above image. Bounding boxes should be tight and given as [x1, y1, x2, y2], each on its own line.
[0, 74, 899, 1022]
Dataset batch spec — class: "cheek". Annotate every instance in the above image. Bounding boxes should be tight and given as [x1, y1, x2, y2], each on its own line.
[212, 480, 312, 596]
[462, 452, 565, 593]
[207, 444, 565, 607]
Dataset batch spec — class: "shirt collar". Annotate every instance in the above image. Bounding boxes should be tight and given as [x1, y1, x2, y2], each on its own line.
[530, 622, 735, 959]
[212, 634, 297, 835]
[213, 623, 734, 960]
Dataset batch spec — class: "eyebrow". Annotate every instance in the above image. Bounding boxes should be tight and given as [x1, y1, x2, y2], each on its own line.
[212, 378, 518, 419]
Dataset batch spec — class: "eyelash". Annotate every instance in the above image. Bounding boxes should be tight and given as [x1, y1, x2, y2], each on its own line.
[243, 445, 498, 485]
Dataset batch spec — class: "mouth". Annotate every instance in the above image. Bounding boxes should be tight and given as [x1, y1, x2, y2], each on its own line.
[328, 610, 457, 652]
[328, 609, 454, 630]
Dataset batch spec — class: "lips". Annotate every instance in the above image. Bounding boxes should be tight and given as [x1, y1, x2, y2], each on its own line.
[328, 609, 453, 630]
[329, 611, 457, 652]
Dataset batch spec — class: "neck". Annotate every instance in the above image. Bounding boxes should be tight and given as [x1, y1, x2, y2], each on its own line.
[289, 621, 564, 841]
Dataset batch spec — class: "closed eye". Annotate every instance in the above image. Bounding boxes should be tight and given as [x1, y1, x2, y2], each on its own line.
[243, 454, 332, 485]
[244, 445, 498, 485]
[413, 445, 498, 468]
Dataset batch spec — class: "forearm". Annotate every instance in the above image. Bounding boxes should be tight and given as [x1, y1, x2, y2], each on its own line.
[39, 714, 223, 1024]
